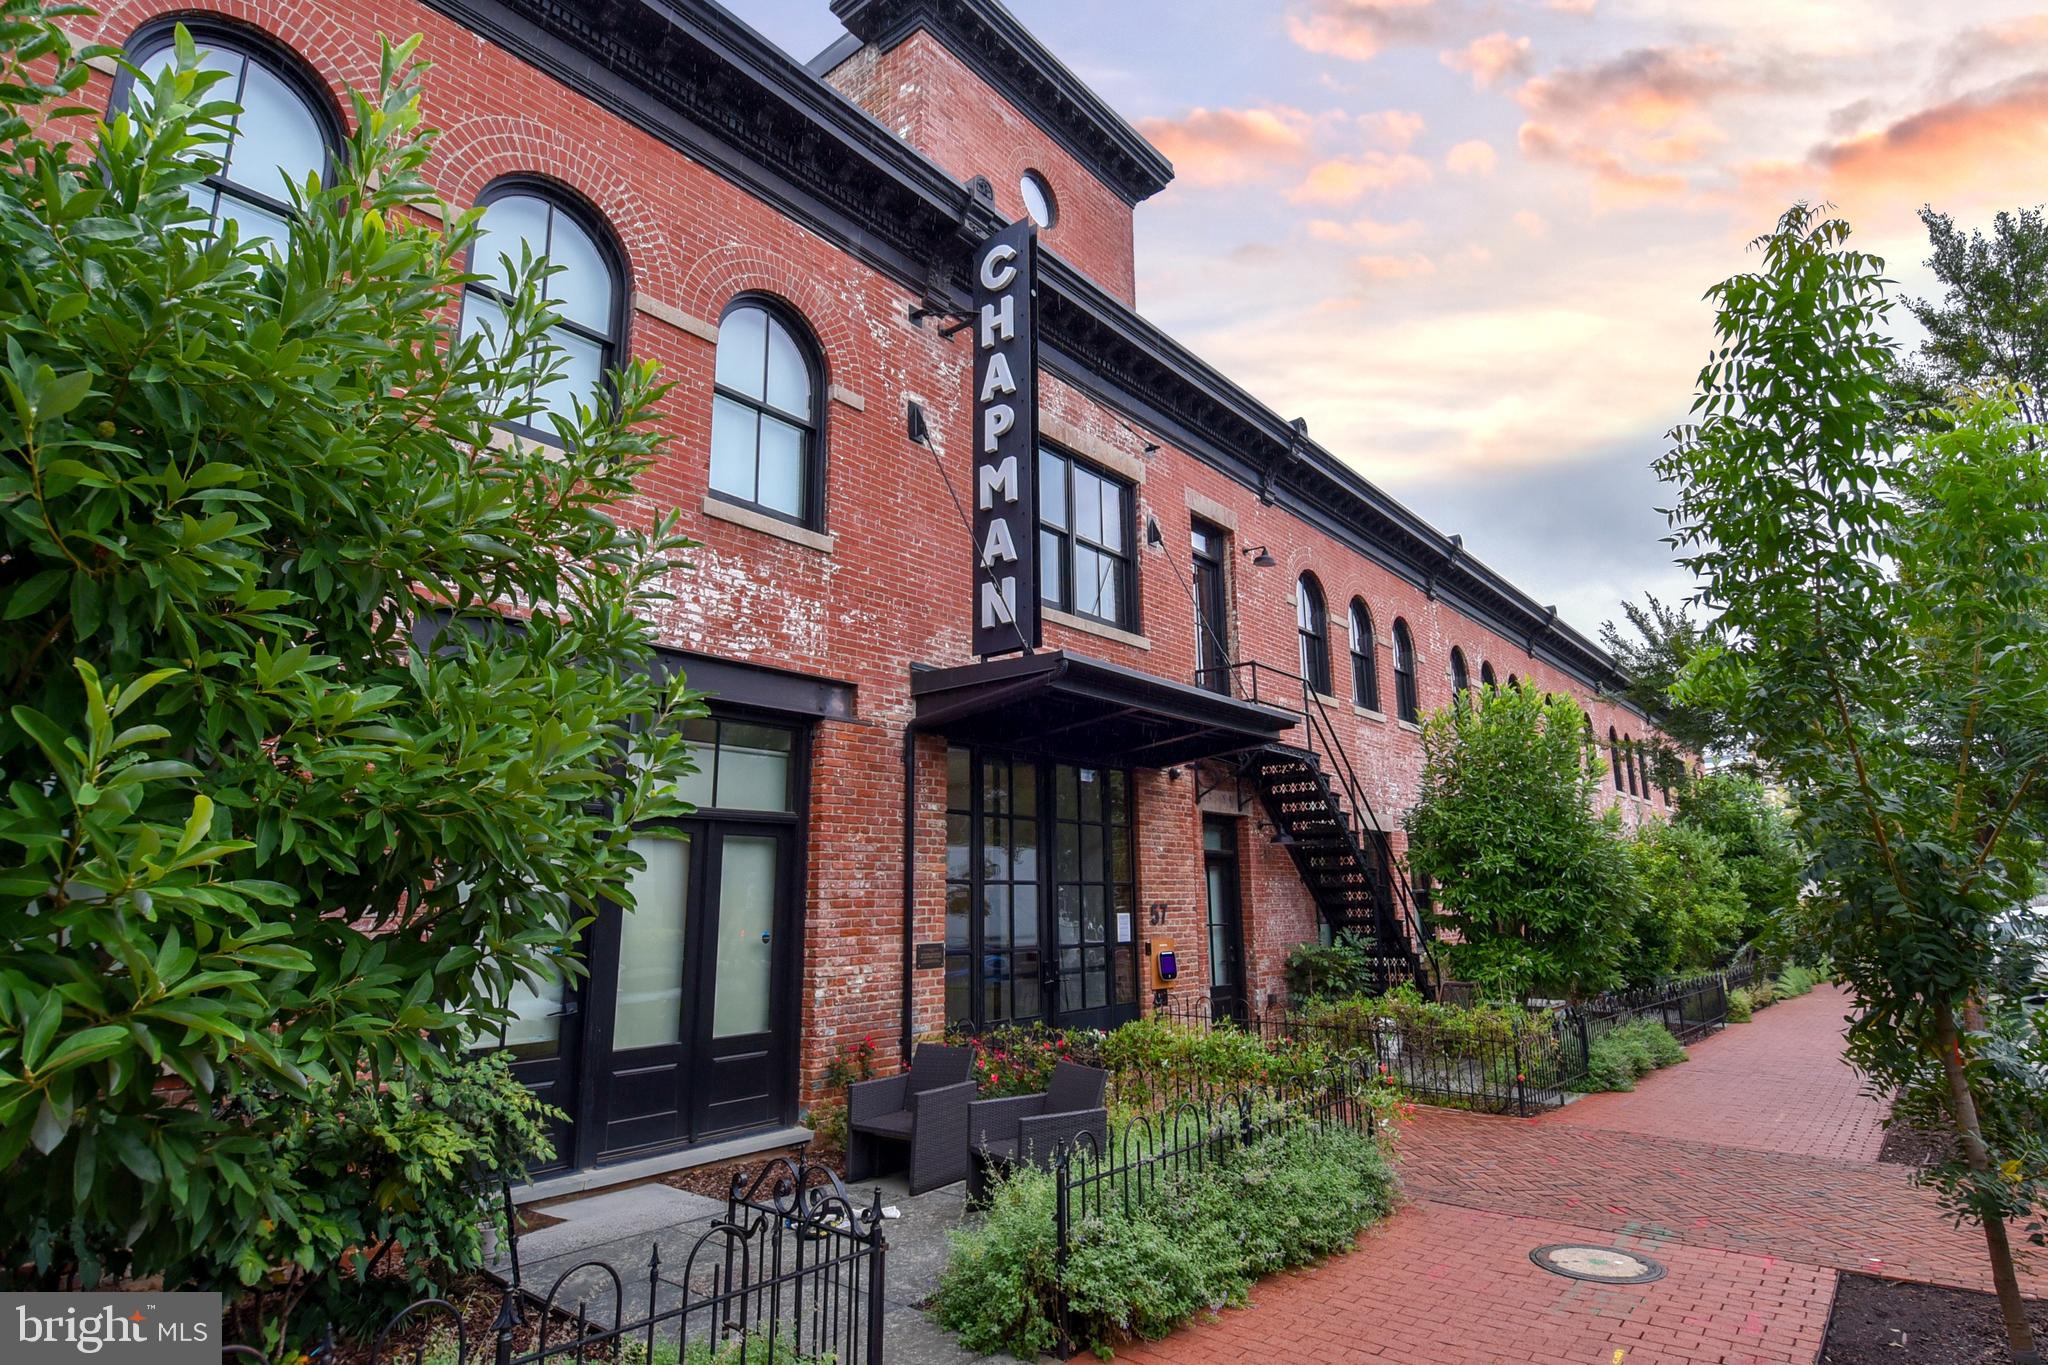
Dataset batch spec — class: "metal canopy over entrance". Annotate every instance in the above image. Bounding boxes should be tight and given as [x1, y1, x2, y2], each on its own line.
[910, 650, 1297, 767]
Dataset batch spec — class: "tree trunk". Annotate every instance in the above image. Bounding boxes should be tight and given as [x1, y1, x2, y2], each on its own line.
[1935, 1004, 2040, 1364]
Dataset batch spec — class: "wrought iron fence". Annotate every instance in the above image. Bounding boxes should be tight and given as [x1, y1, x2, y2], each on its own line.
[222, 1152, 887, 1365]
[1156, 996, 1588, 1116]
[1048, 1058, 1383, 1356]
[1577, 970, 1733, 1046]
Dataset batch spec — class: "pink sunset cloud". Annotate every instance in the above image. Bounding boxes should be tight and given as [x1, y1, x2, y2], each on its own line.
[1443, 32, 1532, 89]
[1289, 152, 1434, 204]
[1445, 139, 1498, 176]
[1135, 106, 1320, 186]
[1286, 0, 1436, 64]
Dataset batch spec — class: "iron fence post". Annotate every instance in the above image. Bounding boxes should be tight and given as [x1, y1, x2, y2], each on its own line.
[865, 1188, 888, 1365]
[1513, 1032, 1527, 1117]
[491, 1281, 522, 1365]
[1053, 1141, 1075, 1360]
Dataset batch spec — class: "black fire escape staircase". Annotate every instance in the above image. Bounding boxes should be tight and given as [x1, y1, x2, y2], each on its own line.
[1214, 661, 1440, 998]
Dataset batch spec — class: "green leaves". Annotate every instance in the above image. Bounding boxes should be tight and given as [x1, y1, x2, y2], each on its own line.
[1404, 685, 1636, 1001]
[0, 7, 699, 1321]
[1659, 200, 2048, 1306]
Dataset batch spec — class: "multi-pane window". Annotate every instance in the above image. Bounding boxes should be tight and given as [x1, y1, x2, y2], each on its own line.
[1480, 661, 1498, 689]
[1391, 619, 1419, 722]
[711, 303, 822, 526]
[1039, 449, 1134, 628]
[1625, 735, 1641, 796]
[1610, 727, 1625, 791]
[125, 28, 337, 249]
[1349, 600, 1379, 710]
[945, 748, 1136, 1031]
[1448, 647, 1470, 697]
[1297, 575, 1331, 695]
[461, 187, 621, 432]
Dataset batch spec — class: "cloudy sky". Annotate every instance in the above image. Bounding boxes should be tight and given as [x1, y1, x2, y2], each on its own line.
[734, 0, 2048, 640]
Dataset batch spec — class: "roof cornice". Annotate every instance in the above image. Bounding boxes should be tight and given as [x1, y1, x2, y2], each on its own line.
[827, 0, 1173, 205]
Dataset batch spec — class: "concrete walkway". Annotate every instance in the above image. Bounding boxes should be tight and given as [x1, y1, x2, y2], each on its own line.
[1117, 985, 2045, 1365]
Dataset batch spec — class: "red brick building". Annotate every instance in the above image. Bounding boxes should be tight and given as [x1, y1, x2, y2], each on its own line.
[68, 0, 1680, 1185]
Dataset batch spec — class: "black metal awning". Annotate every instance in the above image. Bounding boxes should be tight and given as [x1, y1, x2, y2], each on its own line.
[910, 651, 1297, 768]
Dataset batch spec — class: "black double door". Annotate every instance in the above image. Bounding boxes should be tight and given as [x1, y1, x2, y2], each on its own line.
[592, 821, 794, 1156]
[500, 817, 797, 1172]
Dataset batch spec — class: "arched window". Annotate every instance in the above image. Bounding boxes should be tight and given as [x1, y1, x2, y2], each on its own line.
[1609, 727, 1624, 791]
[1480, 661, 1498, 690]
[1507, 673, 1521, 691]
[1296, 575, 1331, 695]
[1624, 733, 1639, 795]
[1448, 647, 1470, 698]
[121, 22, 341, 247]
[1391, 618, 1419, 723]
[711, 300, 825, 527]
[461, 183, 625, 436]
[1349, 599, 1379, 711]
[1583, 711, 1596, 770]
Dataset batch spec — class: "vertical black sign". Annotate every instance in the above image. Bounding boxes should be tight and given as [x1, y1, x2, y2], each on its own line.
[971, 220, 1040, 658]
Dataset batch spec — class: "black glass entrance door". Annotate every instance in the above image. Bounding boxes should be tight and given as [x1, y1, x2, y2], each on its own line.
[595, 822, 794, 1156]
[1191, 520, 1230, 693]
[1203, 816, 1246, 1022]
[945, 747, 1139, 1033]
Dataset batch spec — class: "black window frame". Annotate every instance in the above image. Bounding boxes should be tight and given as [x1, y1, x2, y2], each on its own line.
[709, 295, 828, 530]
[1448, 646, 1470, 698]
[1348, 598, 1380, 711]
[1190, 518, 1231, 693]
[1625, 734, 1641, 796]
[1609, 726, 1625, 792]
[1296, 574, 1331, 696]
[1480, 661, 1498, 689]
[461, 176, 630, 447]
[113, 18, 345, 236]
[1038, 446, 1137, 631]
[1391, 618, 1419, 723]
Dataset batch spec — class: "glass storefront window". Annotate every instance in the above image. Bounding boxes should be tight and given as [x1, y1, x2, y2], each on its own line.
[678, 717, 796, 812]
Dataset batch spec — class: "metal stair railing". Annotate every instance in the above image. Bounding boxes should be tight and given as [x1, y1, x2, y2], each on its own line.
[1210, 660, 1440, 996]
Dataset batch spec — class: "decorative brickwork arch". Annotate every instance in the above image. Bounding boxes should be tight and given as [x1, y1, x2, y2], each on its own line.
[675, 241, 862, 392]
[91, 0, 379, 114]
[427, 114, 681, 299]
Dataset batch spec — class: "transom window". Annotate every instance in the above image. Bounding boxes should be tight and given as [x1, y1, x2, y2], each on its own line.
[124, 26, 338, 249]
[1391, 618, 1419, 722]
[711, 302, 823, 526]
[1039, 448, 1134, 628]
[674, 716, 796, 813]
[461, 186, 622, 434]
[1349, 599, 1379, 710]
[1297, 575, 1331, 695]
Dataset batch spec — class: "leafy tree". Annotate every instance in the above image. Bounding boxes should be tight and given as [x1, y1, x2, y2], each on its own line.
[1403, 685, 1637, 1002]
[1597, 594, 1732, 777]
[0, 10, 696, 1329]
[1901, 205, 2048, 426]
[1620, 820, 1745, 986]
[1659, 203, 2048, 1364]
[1673, 771, 1803, 945]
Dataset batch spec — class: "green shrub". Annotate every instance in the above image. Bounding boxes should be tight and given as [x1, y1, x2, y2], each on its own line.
[932, 1120, 1395, 1359]
[1571, 1020, 1687, 1092]
[1282, 931, 1379, 1000]
[1727, 987, 1755, 1022]
[1099, 1018, 1329, 1110]
[1776, 964, 1818, 997]
[1751, 980, 1780, 1008]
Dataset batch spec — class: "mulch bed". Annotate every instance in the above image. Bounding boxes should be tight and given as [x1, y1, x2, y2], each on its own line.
[657, 1140, 846, 1202]
[1878, 1096, 1959, 1169]
[1822, 1273, 2048, 1364]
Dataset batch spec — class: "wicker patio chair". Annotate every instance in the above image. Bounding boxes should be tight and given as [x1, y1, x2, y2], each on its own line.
[964, 1061, 1109, 1203]
[845, 1042, 976, 1194]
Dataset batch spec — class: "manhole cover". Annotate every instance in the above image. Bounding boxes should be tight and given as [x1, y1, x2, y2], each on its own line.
[1529, 1244, 1667, 1284]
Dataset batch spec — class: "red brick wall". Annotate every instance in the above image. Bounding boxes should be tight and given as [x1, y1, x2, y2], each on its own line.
[60, 0, 1680, 1115]
[822, 29, 1140, 305]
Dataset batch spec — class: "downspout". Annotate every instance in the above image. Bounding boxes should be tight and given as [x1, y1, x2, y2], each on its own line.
[900, 717, 919, 1065]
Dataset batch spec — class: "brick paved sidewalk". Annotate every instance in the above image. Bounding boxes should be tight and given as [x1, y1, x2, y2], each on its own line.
[1116, 985, 2042, 1365]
